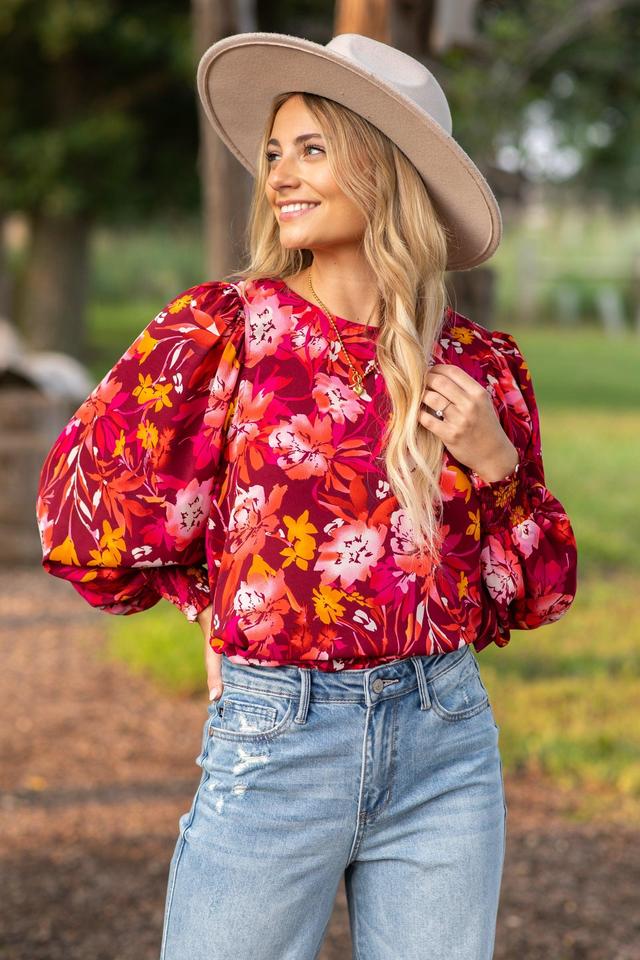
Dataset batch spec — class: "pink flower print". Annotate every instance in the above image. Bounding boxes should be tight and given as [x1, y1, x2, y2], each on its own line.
[314, 520, 387, 589]
[235, 567, 290, 643]
[246, 289, 295, 359]
[480, 534, 525, 607]
[291, 322, 327, 359]
[165, 477, 213, 551]
[512, 514, 541, 559]
[226, 381, 272, 463]
[528, 590, 575, 625]
[268, 413, 335, 480]
[388, 507, 438, 578]
[203, 344, 242, 433]
[312, 372, 366, 425]
[228, 483, 287, 561]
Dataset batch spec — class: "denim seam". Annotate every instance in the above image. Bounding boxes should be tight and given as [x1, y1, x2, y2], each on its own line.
[206, 700, 296, 742]
[364, 696, 399, 821]
[429, 695, 491, 723]
[346, 705, 372, 865]
[159, 768, 209, 958]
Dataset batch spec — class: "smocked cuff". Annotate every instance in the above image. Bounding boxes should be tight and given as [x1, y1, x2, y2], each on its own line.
[470, 458, 532, 533]
[145, 565, 212, 623]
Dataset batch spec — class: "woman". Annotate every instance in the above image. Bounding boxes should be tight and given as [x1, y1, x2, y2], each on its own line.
[36, 32, 578, 960]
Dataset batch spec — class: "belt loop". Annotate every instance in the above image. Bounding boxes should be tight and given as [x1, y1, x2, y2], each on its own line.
[411, 657, 432, 711]
[294, 667, 311, 724]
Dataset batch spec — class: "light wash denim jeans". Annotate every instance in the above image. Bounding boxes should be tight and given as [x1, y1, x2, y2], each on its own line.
[159, 644, 507, 960]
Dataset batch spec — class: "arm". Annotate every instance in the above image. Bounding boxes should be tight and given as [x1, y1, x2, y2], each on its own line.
[36, 281, 246, 623]
[470, 330, 578, 644]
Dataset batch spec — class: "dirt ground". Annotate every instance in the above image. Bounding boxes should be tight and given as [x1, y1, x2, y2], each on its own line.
[1, 568, 638, 960]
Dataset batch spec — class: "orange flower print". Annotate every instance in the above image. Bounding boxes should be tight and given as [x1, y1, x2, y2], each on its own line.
[281, 509, 318, 570]
[48, 535, 80, 567]
[449, 325, 475, 344]
[151, 382, 173, 412]
[133, 373, 158, 405]
[132, 328, 158, 364]
[466, 508, 481, 541]
[88, 519, 126, 567]
[457, 570, 469, 600]
[312, 583, 347, 625]
[113, 429, 127, 458]
[167, 294, 193, 314]
[137, 419, 158, 450]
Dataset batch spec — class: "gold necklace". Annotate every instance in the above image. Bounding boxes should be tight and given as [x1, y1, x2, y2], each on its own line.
[306, 268, 379, 398]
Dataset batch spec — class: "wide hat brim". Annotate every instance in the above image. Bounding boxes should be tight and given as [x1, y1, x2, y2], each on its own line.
[197, 32, 502, 272]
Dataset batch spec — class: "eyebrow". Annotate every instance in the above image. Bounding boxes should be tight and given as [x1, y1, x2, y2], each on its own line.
[266, 132, 324, 147]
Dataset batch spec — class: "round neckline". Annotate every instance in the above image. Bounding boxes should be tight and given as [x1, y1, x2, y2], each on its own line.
[268, 275, 381, 336]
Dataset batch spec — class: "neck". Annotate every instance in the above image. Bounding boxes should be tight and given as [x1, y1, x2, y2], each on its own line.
[307, 253, 380, 327]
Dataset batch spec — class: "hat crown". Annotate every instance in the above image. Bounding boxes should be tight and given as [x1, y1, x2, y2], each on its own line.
[325, 34, 452, 136]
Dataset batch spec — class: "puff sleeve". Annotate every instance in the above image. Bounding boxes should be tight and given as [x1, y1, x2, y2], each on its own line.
[470, 330, 578, 647]
[35, 280, 246, 623]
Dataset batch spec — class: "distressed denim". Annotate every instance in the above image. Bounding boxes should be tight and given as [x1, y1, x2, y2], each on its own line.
[159, 645, 507, 960]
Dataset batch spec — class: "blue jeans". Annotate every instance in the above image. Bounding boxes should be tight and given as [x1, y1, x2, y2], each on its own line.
[159, 645, 507, 960]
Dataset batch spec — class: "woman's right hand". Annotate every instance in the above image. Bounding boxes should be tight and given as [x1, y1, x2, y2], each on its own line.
[196, 605, 224, 702]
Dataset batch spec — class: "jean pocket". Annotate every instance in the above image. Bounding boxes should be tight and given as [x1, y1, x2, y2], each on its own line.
[427, 648, 490, 722]
[205, 685, 295, 742]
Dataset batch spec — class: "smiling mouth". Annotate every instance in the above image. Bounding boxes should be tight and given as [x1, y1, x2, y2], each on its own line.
[279, 203, 320, 220]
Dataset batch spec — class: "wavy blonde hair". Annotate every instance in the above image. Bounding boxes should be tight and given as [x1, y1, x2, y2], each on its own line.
[225, 91, 454, 566]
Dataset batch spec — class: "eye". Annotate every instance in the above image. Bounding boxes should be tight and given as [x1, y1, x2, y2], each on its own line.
[265, 144, 325, 163]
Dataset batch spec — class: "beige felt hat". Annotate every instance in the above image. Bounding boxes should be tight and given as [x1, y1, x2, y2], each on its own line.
[196, 32, 502, 272]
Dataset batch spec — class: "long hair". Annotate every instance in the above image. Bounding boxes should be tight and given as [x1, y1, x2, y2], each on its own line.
[225, 91, 453, 567]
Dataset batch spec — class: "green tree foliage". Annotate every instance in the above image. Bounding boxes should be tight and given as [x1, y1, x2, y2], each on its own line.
[442, 0, 640, 209]
[0, 0, 201, 223]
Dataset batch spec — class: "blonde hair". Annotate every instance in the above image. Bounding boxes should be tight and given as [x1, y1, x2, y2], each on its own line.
[226, 91, 453, 566]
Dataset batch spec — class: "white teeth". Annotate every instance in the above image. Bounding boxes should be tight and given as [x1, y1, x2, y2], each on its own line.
[280, 202, 318, 213]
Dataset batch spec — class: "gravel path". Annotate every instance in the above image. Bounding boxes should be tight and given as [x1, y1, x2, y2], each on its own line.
[1, 569, 638, 960]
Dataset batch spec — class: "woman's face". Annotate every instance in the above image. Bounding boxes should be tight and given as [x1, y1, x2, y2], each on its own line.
[265, 94, 366, 252]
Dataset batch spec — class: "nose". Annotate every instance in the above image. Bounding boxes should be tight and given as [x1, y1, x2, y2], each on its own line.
[267, 150, 301, 191]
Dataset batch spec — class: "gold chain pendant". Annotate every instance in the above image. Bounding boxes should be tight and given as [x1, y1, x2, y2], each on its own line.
[307, 269, 377, 401]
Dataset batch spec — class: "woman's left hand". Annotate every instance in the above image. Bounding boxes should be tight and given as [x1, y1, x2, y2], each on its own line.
[419, 363, 519, 482]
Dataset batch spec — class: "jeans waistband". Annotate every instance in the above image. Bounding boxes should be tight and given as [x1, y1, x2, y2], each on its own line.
[220, 646, 473, 721]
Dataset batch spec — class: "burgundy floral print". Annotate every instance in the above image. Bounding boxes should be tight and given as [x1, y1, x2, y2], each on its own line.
[36, 275, 578, 671]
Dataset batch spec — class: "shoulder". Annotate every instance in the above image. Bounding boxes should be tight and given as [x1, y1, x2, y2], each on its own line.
[441, 306, 526, 376]
[163, 279, 246, 326]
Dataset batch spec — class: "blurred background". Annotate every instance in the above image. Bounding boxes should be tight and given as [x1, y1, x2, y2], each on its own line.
[1, 1, 639, 958]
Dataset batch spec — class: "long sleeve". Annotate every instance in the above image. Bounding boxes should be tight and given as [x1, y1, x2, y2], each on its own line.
[470, 329, 578, 645]
[36, 280, 246, 623]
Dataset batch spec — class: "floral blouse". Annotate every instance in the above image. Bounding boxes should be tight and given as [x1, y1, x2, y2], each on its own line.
[36, 275, 578, 671]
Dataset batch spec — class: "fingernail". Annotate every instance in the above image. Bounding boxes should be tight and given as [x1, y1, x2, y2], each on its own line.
[209, 688, 221, 701]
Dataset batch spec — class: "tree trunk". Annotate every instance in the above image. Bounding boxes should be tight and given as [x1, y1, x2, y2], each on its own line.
[389, 0, 436, 61]
[0, 215, 14, 321]
[335, 0, 391, 39]
[18, 211, 92, 358]
[192, 0, 256, 281]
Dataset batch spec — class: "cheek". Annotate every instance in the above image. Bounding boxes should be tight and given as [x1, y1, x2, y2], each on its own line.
[321, 194, 365, 232]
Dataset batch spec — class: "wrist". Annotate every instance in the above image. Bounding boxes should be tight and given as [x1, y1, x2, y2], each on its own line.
[196, 603, 212, 626]
[471, 444, 519, 484]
